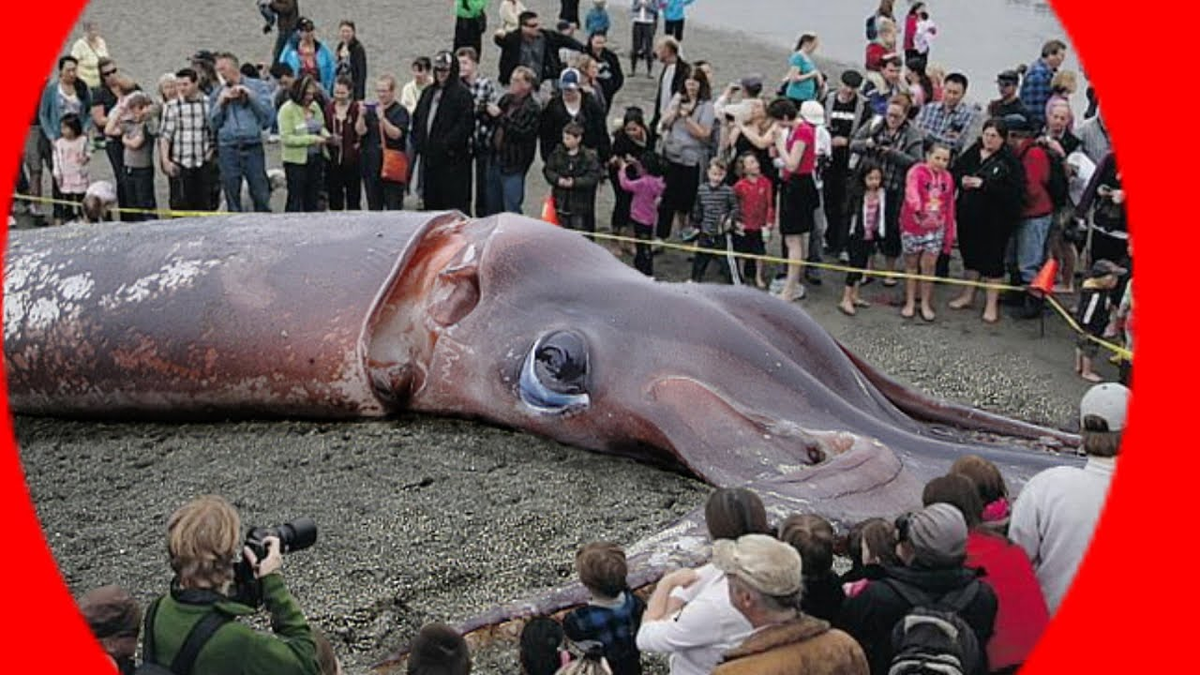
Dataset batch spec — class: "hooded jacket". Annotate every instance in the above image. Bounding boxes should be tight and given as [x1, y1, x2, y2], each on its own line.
[279, 37, 337, 95]
[494, 28, 584, 86]
[412, 61, 475, 170]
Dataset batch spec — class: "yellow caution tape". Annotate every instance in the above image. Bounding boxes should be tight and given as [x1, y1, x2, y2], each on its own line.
[12, 192, 233, 218]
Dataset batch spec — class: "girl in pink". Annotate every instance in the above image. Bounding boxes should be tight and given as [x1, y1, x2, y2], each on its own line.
[899, 140, 956, 321]
[732, 152, 774, 289]
[52, 112, 90, 222]
[616, 155, 666, 278]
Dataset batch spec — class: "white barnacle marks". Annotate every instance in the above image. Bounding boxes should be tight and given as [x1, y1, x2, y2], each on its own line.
[98, 258, 220, 311]
[4, 249, 97, 342]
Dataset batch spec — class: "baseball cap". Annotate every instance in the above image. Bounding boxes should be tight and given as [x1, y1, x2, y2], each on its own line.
[799, 100, 826, 126]
[739, 74, 764, 93]
[1088, 259, 1128, 278]
[712, 534, 803, 597]
[1080, 382, 1131, 432]
[841, 69, 864, 88]
[559, 68, 582, 91]
[1002, 113, 1031, 133]
[78, 585, 141, 640]
[433, 51, 454, 71]
[906, 503, 968, 568]
[997, 69, 1020, 85]
[557, 19, 573, 31]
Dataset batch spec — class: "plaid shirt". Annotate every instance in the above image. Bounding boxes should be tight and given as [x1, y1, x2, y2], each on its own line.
[915, 101, 979, 154]
[463, 75, 498, 155]
[563, 592, 646, 675]
[1019, 58, 1055, 127]
[159, 96, 214, 168]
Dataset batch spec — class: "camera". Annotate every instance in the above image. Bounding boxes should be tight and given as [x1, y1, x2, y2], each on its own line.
[232, 518, 317, 607]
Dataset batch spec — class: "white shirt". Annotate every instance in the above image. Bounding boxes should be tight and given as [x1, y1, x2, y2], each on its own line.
[1009, 456, 1116, 615]
[636, 564, 754, 675]
[659, 63, 678, 117]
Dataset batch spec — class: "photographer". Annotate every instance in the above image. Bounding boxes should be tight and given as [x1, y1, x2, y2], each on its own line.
[142, 495, 319, 675]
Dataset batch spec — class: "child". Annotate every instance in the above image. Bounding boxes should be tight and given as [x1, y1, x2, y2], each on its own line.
[899, 140, 956, 321]
[561, 542, 645, 675]
[520, 617, 572, 675]
[617, 154, 666, 277]
[585, 0, 611, 36]
[1075, 259, 1126, 382]
[839, 163, 886, 316]
[117, 92, 156, 221]
[690, 158, 741, 283]
[629, 0, 659, 77]
[914, 7, 938, 60]
[732, 152, 774, 288]
[543, 122, 603, 232]
[81, 180, 118, 223]
[53, 112, 90, 223]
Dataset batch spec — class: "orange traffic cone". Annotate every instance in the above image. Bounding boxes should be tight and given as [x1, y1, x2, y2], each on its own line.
[540, 195, 560, 226]
[1028, 258, 1058, 298]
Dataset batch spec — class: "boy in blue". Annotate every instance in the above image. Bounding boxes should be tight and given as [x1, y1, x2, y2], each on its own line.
[563, 542, 646, 675]
[585, 0, 611, 36]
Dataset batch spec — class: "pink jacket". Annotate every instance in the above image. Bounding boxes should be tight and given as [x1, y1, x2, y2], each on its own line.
[900, 162, 956, 252]
[618, 169, 666, 227]
[53, 136, 90, 194]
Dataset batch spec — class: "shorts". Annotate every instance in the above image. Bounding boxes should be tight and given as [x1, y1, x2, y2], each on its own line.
[779, 174, 818, 236]
[1076, 334, 1100, 358]
[901, 229, 945, 255]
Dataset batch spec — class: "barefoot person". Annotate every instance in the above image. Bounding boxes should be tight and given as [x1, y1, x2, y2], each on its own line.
[899, 140, 956, 321]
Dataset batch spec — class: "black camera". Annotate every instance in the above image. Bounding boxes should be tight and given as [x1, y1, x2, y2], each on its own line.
[232, 518, 317, 607]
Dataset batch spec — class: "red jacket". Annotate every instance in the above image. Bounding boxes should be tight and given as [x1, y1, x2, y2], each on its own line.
[1016, 139, 1053, 218]
[966, 531, 1050, 672]
[864, 42, 891, 72]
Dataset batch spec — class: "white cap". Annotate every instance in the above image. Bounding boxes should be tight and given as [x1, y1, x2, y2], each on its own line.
[713, 534, 803, 597]
[1080, 382, 1131, 432]
[799, 100, 826, 126]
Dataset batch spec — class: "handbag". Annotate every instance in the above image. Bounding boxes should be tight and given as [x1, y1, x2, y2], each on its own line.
[379, 119, 409, 184]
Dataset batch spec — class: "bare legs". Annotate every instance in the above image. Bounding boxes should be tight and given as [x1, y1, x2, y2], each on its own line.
[778, 234, 807, 301]
[901, 251, 937, 320]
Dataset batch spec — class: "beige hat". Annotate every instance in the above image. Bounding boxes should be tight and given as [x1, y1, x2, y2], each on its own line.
[712, 534, 803, 597]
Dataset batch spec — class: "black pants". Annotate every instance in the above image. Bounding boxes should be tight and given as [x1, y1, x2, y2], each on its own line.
[38, 133, 66, 221]
[633, 221, 654, 276]
[665, 19, 685, 41]
[423, 161, 472, 212]
[474, 152, 496, 217]
[104, 137, 129, 221]
[733, 230, 765, 283]
[61, 191, 85, 220]
[178, 163, 216, 213]
[327, 160, 362, 211]
[632, 23, 657, 72]
[124, 166, 157, 220]
[823, 150, 850, 254]
[561, 213, 591, 233]
[845, 236, 878, 286]
[364, 176, 405, 210]
[611, 176, 633, 233]
[692, 233, 733, 283]
[285, 161, 323, 212]
[454, 16, 483, 60]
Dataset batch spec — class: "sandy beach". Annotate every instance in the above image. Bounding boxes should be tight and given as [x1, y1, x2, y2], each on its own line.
[12, 2, 1108, 672]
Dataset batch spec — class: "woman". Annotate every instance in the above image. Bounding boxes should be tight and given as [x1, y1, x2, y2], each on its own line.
[278, 75, 331, 212]
[70, 21, 109, 90]
[769, 98, 820, 302]
[586, 32, 625, 112]
[947, 118, 1025, 323]
[334, 20, 368, 101]
[903, 2, 927, 64]
[865, 17, 899, 72]
[865, 0, 895, 41]
[1044, 70, 1078, 132]
[784, 33, 823, 104]
[729, 98, 779, 186]
[499, 0, 528, 35]
[656, 69, 715, 242]
[575, 55, 608, 112]
[280, 17, 337, 95]
[950, 455, 1013, 536]
[923, 475, 1050, 674]
[325, 76, 363, 211]
[609, 107, 653, 250]
[356, 74, 410, 210]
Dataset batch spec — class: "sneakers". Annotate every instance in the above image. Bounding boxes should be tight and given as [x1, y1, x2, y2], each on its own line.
[679, 226, 700, 243]
[838, 250, 850, 263]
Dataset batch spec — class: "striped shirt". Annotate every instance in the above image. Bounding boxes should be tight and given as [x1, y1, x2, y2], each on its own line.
[159, 96, 214, 169]
[692, 182, 740, 236]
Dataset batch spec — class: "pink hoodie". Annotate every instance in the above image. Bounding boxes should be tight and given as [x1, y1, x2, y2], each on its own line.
[618, 169, 666, 227]
[900, 162, 956, 252]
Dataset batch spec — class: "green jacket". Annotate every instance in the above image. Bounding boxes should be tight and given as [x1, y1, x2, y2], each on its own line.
[278, 100, 329, 165]
[455, 0, 488, 19]
[147, 574, 319, 675]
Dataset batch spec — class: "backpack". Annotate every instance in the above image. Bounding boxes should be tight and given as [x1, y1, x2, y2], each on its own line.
[884, 579, 986, 675]
[134, 597, 233, 675]
[1022, 142, 1070, 210]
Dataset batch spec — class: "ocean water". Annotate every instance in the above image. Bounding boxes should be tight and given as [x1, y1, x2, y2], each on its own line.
[687, 0, 1090, 110]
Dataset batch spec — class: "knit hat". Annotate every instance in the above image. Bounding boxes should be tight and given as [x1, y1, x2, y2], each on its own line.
[713, 534, 803, 597]
[907, 503, 968, 567]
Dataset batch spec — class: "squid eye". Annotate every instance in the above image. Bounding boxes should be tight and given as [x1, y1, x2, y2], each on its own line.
[519, 330, 590, 414]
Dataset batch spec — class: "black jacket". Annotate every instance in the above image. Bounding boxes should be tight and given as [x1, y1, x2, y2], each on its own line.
[590, 47, 625, 111]
[539, 91, 611, 164]
[494, 29, 584, 86]
[335, 39, 368, 101]
[413, 71, 475, 169]
[543, 145, 603, 217]
[837, 564, 998, 675]
[493, 91, 542, 173]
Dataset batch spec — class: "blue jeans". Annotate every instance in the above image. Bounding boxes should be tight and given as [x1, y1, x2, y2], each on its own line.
[488, 162, 527, 214]
[218, 143, 271, 212]
[1012, 214, 1052, 284]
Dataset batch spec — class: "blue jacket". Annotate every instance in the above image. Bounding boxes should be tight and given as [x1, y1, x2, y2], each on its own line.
[38, 77, 92, 140]
[279, 36, 337, 95]
[209, 76, 274, 146]
[661, 0, 695, 22]
[585, 8, 610, 35]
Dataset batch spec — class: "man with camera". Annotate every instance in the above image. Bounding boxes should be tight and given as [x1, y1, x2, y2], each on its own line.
[210, 53, 274, 212]
[141, 495, 320, 675]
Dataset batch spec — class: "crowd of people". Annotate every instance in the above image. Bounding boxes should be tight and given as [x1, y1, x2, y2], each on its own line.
[78, 381, 1129, 675]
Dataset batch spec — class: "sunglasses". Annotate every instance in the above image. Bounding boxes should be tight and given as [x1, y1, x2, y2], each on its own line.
[102, 69, 118, 77]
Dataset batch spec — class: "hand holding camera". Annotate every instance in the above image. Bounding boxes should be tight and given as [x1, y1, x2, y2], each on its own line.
[244, 535, 283, 578]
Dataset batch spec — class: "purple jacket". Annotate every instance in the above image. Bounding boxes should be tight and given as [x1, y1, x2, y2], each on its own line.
[619, 170, 666, 226]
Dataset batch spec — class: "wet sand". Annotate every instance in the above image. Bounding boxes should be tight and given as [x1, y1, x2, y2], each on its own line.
[13, 2, 1109, 672]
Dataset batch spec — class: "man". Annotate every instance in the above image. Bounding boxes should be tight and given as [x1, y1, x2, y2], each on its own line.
[36, 55, 92, 223]
[650, 36, 691, 139]
[453, 0, 488, 59]
[539, 68, 611, 165]
[413, 51, 475, 212]
[586, 32, 625, 112]
[711, 535, 868, 675]
[209, 52, 274, 212]
[715, 74, 763, 126]
[91, 58, 141, 220]
[159, 68, 218, 212]
[988, 70, 1024, 119]
[862, 55, 903, 116]
[486, 66, 542, 214]
[1010, 382, 1128, 615]
[143, 495, 319, 674]
[1004, 113, 1055, 318]
[915, 72, 978, 157]
[268, 1, 301, 65]
[838, 504, 998, 674]
[1020, 39, 1067, 130]
[458, 47, 499, 217]
[78, 585, 141, 675]
[494, 10, 583, 87]
[822, 69, 871, 259]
